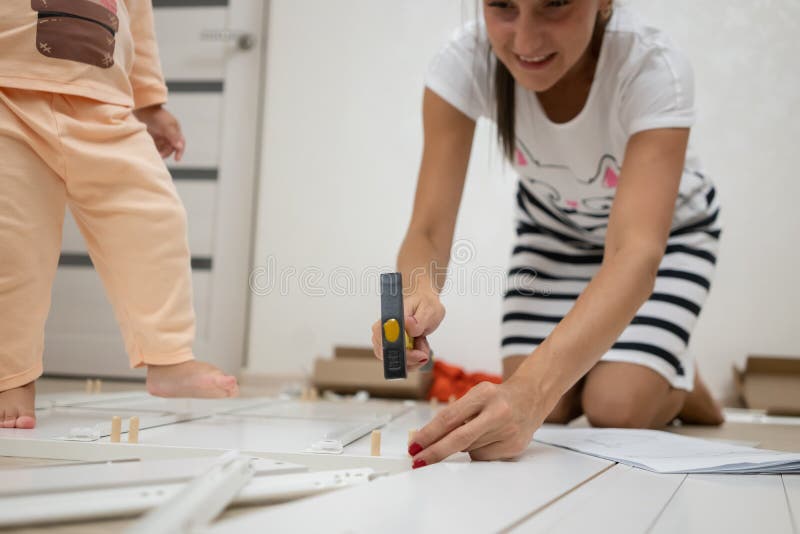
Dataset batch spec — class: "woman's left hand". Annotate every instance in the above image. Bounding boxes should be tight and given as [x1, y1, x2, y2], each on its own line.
[408, 379, 546, 467]
[134, 104, 186, 161]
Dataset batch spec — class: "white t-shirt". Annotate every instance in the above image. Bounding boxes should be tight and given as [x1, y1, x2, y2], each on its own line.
[425, 6, 718, 243]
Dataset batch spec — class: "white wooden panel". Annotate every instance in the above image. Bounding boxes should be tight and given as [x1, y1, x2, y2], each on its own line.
[784, 475, 800, 532]
[0, 456, 300, 498]
[650, 474, 794, 534]
[511, 464, 684, 533]
[164, 93, 222, 168]
[61, 181, 218, 258]
[209, 443, 613, 534]
[0, 467, 367, 529]
[2, 398, 277, 442]
[136, 416, 373, 452]
[153, 8, 228, 80]
[229, 399, 410, 421]
[0, 407, 160, 441]
[46, 268, 210, 338]
[66, 394, 269, 415]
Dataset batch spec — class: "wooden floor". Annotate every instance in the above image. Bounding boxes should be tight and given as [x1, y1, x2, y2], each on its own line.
[1, 377, 798, 534]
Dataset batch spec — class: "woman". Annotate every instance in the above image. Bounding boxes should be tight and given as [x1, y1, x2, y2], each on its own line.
[372, 0, 724, 467]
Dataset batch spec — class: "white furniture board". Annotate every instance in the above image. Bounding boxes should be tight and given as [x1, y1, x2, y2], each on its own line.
[0, 437, 410, 475]
[36, 391, 151, 409]
[649, 474, 795, 534]
[0, 468, 374, 528]
[207, 443, 614, 534]
[509, 464, 684, 533]
[125, 452, 256, 534]
[11, 394, 300, 442]
[133, 415, 380, 452]
[0, 407, 191, 441]
[226, 399, 411, 421]
[1, 390, 796, 533]
[63, 393, 272, 415]
[0, 437, 222, 462]
[0, 456, 303, 497]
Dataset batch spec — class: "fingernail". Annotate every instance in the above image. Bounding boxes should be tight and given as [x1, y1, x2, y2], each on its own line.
[408, 442, 423, 456]
[412, 459, 427, 469]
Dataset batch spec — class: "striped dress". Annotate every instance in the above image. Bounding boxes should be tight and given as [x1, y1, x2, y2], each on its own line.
[501, 160, 720, 390]
[425, 8, 720, 390]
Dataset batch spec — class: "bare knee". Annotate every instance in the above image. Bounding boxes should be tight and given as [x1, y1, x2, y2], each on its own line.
[582, 363, 685, 429]
[545, 398, 580, 424]
[582, 390, 656, 428]
[544, 380, 584, 424]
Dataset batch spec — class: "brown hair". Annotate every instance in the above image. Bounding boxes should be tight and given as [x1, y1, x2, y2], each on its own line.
[492, 8, 612, 160]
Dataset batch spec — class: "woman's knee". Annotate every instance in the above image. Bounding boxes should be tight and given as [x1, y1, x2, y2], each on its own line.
[581, 363, 685, 428]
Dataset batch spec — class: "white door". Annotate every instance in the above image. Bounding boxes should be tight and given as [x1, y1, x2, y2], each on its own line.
[43, 0, 266, 378]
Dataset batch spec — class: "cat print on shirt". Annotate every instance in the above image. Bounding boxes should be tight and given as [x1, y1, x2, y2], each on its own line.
[514, 140, 621, 236]
[513, 140, 708, 237]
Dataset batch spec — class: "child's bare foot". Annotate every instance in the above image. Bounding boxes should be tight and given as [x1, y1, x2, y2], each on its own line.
[0, 381, 36, 429]
[146, 361, 239, 398]
[678, 369, 724, 425]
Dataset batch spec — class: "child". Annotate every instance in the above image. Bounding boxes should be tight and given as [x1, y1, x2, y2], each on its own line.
[0, 0, 238, 429]
[372, 0, 724, 466]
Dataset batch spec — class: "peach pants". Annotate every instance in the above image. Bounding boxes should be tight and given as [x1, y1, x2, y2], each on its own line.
[0, 88, 195, 392]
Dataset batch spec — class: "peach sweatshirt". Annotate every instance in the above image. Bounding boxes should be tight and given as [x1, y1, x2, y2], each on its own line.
[0, 0, 167, 109]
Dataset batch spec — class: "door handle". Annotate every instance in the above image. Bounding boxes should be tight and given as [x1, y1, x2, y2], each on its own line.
[200, 29, 256, 51]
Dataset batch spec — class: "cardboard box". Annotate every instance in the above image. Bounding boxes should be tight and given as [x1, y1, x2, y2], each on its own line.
[333, 346, 375, 360]
[312, 346, 432, 399]
[734, 355, 800, 416]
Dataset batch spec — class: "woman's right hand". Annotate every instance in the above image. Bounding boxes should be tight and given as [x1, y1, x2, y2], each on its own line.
[371, 291, 445, 372]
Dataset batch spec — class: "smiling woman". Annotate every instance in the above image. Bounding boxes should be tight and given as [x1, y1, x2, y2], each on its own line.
[487, 0, 613, 157]
[372, 0, 725, 466]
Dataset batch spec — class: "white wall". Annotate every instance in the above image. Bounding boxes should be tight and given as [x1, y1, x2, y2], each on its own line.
[628, 0, 800, 400]
[248, 0, 799, 401]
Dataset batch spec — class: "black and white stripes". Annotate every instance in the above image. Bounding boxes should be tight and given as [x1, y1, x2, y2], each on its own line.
[501, 181, 721, 391]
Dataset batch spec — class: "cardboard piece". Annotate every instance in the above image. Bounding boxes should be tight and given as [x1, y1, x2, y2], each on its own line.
[333, 346, 375, 360]
[734, 355, 800, 416]
[312, 346, 432, 399]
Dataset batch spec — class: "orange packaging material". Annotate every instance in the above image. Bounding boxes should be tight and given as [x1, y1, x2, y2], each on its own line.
[427, 360, 502, 402]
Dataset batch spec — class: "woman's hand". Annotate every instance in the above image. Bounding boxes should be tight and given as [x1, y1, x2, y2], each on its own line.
[408, 378, 546, 466]
[133, 104, 186, 161]
[371, 290, 445, 371]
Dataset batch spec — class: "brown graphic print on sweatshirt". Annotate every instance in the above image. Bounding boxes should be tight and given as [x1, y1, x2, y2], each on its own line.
[31, 0, 120, 68]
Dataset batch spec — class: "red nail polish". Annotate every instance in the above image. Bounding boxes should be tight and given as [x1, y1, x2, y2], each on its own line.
[412, 459, 427, 469]
[408, 442, 423, 456]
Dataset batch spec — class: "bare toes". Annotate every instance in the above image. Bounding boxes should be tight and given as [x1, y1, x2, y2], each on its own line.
[15, 415, 35, 429]
[218, 375, 237, 388]
[3, 412, 17, 428]
[214, 375, 238, 390]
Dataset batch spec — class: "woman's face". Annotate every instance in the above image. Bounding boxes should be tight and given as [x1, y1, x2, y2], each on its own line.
[483, 0, 606, 92]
